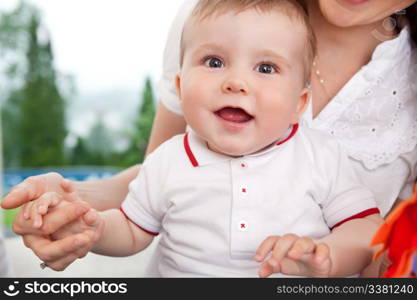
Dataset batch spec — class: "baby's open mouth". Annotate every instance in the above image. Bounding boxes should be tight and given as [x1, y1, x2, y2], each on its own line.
[214, 107, 254, 123]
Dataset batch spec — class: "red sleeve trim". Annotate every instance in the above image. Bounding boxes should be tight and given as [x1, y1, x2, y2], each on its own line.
[119, 208, 159, 236]
[330, 207, 380, 230]
[184, 133, 199, 167]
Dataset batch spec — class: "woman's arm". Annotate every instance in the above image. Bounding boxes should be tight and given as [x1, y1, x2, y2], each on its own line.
[1, 0, 189, 270]
[74, 165, 140, 211]
[1, 167, 138, 211]
[0, 102, 186, 271]
[319, 214, 383, 277]
[360, 197, 406, 277]
[71, 102, 186, 210]
[1, 103, 185, 211]
[146, 102, 186, 156]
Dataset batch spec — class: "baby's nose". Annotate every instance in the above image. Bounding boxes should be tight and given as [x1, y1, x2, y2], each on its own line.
[221, 77, 249, 95]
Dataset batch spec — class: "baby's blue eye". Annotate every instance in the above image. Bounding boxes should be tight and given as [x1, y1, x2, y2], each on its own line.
[204, 57, 224, 68]
[257, 63, 277, 74]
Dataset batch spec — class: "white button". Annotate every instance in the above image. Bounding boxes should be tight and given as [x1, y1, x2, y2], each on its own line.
[238, 220, 249, 231]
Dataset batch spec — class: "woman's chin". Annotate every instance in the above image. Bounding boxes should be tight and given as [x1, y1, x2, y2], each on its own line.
[319, 0, 367, 27]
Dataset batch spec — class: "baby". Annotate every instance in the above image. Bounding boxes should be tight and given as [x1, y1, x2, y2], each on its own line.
[26, 0, 382, 277]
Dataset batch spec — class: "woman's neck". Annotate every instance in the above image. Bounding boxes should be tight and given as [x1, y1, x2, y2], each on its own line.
[308, 1, 396, 67]
[307, 1, 398, 118]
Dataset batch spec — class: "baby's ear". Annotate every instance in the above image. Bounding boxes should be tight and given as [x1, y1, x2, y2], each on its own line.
[175, 74, 182, 100]
[291, 87, 310, 124]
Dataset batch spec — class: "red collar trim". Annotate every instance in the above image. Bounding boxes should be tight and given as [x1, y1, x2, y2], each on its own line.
[277, 123, 299, 146]
[184, 124, 299, 168]
[184, 133, 199, 167]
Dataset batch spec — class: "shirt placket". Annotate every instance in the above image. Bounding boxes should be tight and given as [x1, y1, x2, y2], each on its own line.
[230, 158, 254, 259]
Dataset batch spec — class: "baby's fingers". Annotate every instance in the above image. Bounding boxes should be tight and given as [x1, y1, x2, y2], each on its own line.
[255, 236, 280, 262]
[313, 243, 330, 265]
[22, 202, 34, 220]
[269, 234, 299, 267]
[38, 192, 63, 214]
[30, 192, 63, 228]
[287, 237, 316, 260]
[258, 259, 275, 278]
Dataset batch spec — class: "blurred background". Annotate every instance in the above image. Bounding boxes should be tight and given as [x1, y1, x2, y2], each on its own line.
[0, 0, 183, 276]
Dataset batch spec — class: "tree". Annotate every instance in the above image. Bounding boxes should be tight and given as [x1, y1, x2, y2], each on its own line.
[86, 117, 116, 165]
[18, 14, 67, 167]
[0, 4, 68, 168]
[0, 1, 33, 168]
[2, 90, 23, 168]
[136, 77, 156, 161]
[121, 77, 156, 166]
[70, 136, 92, 166]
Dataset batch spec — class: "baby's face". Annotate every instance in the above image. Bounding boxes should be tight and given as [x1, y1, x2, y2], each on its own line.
[177, 8, 309, 156]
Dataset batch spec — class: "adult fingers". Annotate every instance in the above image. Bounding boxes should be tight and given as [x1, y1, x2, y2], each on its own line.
[24, 231, 92, 266]
[61, 179, 77, 194]
[82, 209, 100, 227]
[46, 253, 84, 272]
[2, 173, 66, 209]
[1, 177, 45, 209]
[13, 205, 42, 235]
[40, 201, 91, 235]
[51, 218, 87, 239]
[60, 180, 81, 203]
[255, 236, 280, 262]
[47, 230, 98, 271]
[52, 211, 104, 246]
[64, 192, 80, 202]
[13, 201, 90, 236]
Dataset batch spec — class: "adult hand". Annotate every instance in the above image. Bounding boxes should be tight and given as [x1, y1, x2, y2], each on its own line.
[1, 172, 72, 209]
[2, 173, 104, 271]
[17, 200, 104, 271]
[6, 172, 90, 241]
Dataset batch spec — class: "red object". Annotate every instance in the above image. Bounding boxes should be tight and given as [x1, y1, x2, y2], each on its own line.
[331, 208, 380, 230]
[371, 185, 417, 277]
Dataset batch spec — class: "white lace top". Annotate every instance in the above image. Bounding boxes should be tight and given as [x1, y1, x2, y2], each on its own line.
[157, 0, 417, 216]
[303, 28, 417, 215]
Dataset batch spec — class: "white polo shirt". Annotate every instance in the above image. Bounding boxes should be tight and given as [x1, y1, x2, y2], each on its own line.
[121, 125, 379, 277]
[157, 0, 417, 217]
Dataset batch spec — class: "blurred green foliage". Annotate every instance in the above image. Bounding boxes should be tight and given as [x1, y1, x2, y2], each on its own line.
[119, 77, 156, 167]
[0, 1, 156, 170]
[3, 209, 18, 227]
[1, 2, 67, 168]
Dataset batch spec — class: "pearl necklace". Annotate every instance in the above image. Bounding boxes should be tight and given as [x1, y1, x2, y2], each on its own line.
[312, 59, 331, 101]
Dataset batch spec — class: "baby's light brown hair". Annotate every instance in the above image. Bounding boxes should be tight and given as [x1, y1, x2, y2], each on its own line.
[180, 0, 316, 86]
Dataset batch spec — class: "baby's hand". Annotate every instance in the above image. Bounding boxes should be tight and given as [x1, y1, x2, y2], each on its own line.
[21, 191, 78, 229]
[255, 234, 332, 278]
